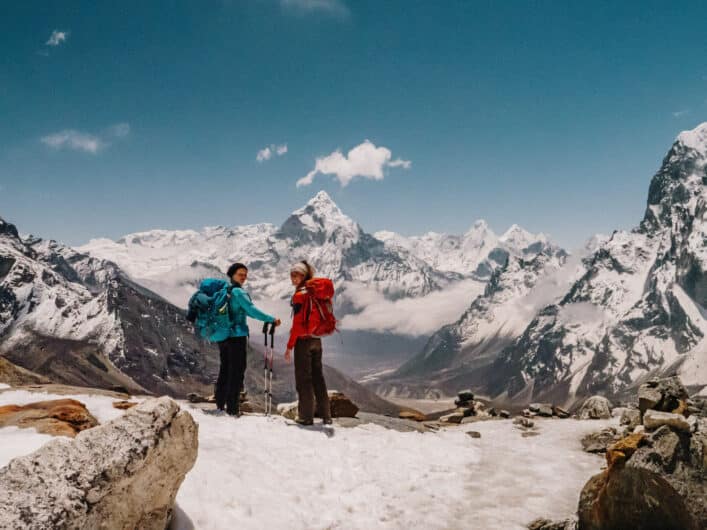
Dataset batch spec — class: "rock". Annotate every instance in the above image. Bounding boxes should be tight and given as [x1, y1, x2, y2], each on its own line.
[459, 406, 474, 418]
[578, 396, 612, 420]
[0, 397, 198, 530]
[537, 404, 554, 417]
[277, 401, 298, 420]
[638, 376, 689, 416]
[466, 431, 481, 439]
[514, 417, 535, 429]
[328, 391, 359, 418]
[605, 433, 646, 467]
[527, 518, 577, 530]
[0, 399, 98, 437]
[399, 410, 426, 422]
[440, 412, 464, 424]
[112, 400, 138, 410]
[577, 467, 697, 530]
[626, 426, 680, 473]
[581, 427, 621, 454]
[619, 408, 641, 429]
[500, 410, 511, 418]
[522, 409, 536, 418]
[529, 403, 542, 413]
[488, 408, 498, 417]
[457, 389, 474, 402]
[553, 405, 570, 418]
[643, 410, 691, 432]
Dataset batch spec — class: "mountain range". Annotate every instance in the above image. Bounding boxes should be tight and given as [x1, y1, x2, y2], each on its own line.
[375, 122, 707, 405]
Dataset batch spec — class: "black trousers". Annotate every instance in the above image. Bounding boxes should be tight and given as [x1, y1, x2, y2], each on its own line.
[294, 337, 330, 422]
[215, 336, 247, 414]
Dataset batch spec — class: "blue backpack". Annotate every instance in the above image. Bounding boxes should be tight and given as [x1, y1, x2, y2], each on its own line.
[186, 279, 234, 341]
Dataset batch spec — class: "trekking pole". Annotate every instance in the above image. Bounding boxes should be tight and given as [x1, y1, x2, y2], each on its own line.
[268, 322, 275, 416]
[262, 321, 270, 415]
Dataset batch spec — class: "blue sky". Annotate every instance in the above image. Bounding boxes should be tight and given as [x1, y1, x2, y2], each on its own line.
[1, 0, 706, 249]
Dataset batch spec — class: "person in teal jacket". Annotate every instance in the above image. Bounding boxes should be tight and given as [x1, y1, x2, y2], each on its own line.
[211, 263, 281, 416]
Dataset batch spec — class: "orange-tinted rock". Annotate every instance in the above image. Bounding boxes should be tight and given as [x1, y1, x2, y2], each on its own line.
[112, 400, 138, 410]
[606, 433, 646, 469]
[399, 410, 427, 422]
[0, 398, 98, 437]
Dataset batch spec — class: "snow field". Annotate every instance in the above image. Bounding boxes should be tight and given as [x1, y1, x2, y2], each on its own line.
[0, 389, 613, 530]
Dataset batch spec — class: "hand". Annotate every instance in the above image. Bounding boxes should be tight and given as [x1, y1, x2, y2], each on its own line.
[274, 318, 282, 327]
[284, 348, 292, 363]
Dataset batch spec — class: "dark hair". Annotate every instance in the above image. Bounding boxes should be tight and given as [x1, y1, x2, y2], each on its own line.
[226, 263, 248, 278]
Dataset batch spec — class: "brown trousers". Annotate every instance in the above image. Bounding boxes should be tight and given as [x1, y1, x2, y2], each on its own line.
[294, 337, 331, 421]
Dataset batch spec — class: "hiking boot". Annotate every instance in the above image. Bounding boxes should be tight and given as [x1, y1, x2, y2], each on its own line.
[294, 417, 314, 426]
[322, 418, 333, 425]
[227, 409, 241, 418]
[205, 408, 227, 417]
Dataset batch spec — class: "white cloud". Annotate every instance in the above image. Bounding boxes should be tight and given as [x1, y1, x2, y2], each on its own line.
[41, 122, 130, 154]
[340, 280, 484, 336]
[41, 130, 104, 154]
[672, 109, 689, 118]
[46, 30, 69, 47]
[280, 0, 350, 17]
[109, 122, 131, 138]
[297, 140, 411, 188]
[257, 143, 288, 162]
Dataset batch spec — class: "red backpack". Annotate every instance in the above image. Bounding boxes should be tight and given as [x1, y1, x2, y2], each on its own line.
[304, 278, 338, 336]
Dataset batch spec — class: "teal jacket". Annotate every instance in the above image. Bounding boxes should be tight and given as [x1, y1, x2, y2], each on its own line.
[200, 279, 275, 342]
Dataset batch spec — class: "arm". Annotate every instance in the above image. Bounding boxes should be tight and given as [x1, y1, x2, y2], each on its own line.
[231, 289, 275, 323]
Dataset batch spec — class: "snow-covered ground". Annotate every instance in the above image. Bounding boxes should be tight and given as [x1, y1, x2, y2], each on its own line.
[0, 389, 612, 529]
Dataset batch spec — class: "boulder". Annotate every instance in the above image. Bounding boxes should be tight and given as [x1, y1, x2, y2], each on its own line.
[537, 404, 554, 417]
[626, 426, 681, 473]
[581, 428, 622, 454]
[643, 410, 691, 432]
[112, 400, 138, 410]
[514, 417, 535, 429]
[619, 408, 641, 429]
[457, 389, 474, 402]
[0, 397, 198, 530]
[579, 396, 612, 420]
[528, 518, 577, 530]
[328, 391, 359, 418]
[440, 412, 464, 424]
[0, 398, 98, 437]
[638, 377, 689, 416]
[529, 403, 542, 413]
[577, 467, 697, 530]
[277, 401, 298, 420]
[499, 410, 511, 418]
[398, 410, 426, 422]
[553, 406, 570, 419]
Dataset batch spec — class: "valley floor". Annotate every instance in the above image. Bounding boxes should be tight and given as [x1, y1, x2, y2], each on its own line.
[0, 388, 614, 530]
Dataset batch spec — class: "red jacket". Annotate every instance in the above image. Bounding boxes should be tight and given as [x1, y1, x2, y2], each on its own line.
[287, 287, 311, 349]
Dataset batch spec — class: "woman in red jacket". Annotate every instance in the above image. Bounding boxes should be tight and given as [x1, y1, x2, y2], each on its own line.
[285, 261, 332, 425]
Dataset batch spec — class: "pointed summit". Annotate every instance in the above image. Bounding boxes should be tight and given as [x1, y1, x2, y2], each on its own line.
[279, 190, 360, 245]
[0, 216, 20, 240]
[676, 121, 707, 155]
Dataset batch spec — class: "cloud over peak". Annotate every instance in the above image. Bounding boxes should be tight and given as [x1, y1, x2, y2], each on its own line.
[41, 122, 130, 154]
[46, 30, 69, 47]
[297, 140, 410, 188]
[280, 0, 350, 18]
[257, 143, 288, 162]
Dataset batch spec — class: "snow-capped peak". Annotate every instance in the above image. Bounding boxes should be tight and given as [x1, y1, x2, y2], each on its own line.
[676, 121, 707, 155]
[499, 224, 545, 250]
[280, 191, 359, 240]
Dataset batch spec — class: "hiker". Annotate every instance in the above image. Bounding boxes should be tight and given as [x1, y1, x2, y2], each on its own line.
[285, 261, 332, 426]
[203, 263, 280, 416]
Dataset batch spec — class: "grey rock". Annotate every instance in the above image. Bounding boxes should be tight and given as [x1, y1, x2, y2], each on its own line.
[499, 410, 511, 418]
[581, 427, 621, 454]
[644, 410, 691, 432]
[638, 377, 689, 415]
[514, 417, 535, 429]
[537, 404, 554, 417]
[466, 431, 481, 439]
[527, 517, 577, 530]
[620, 408, 641, 429]
[440, 412, 464, 424]
[628, 425, 682, 473]
[457, 389, 474, 402]
[578, 396, 612, 420]
[0, 397, 198, 530]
